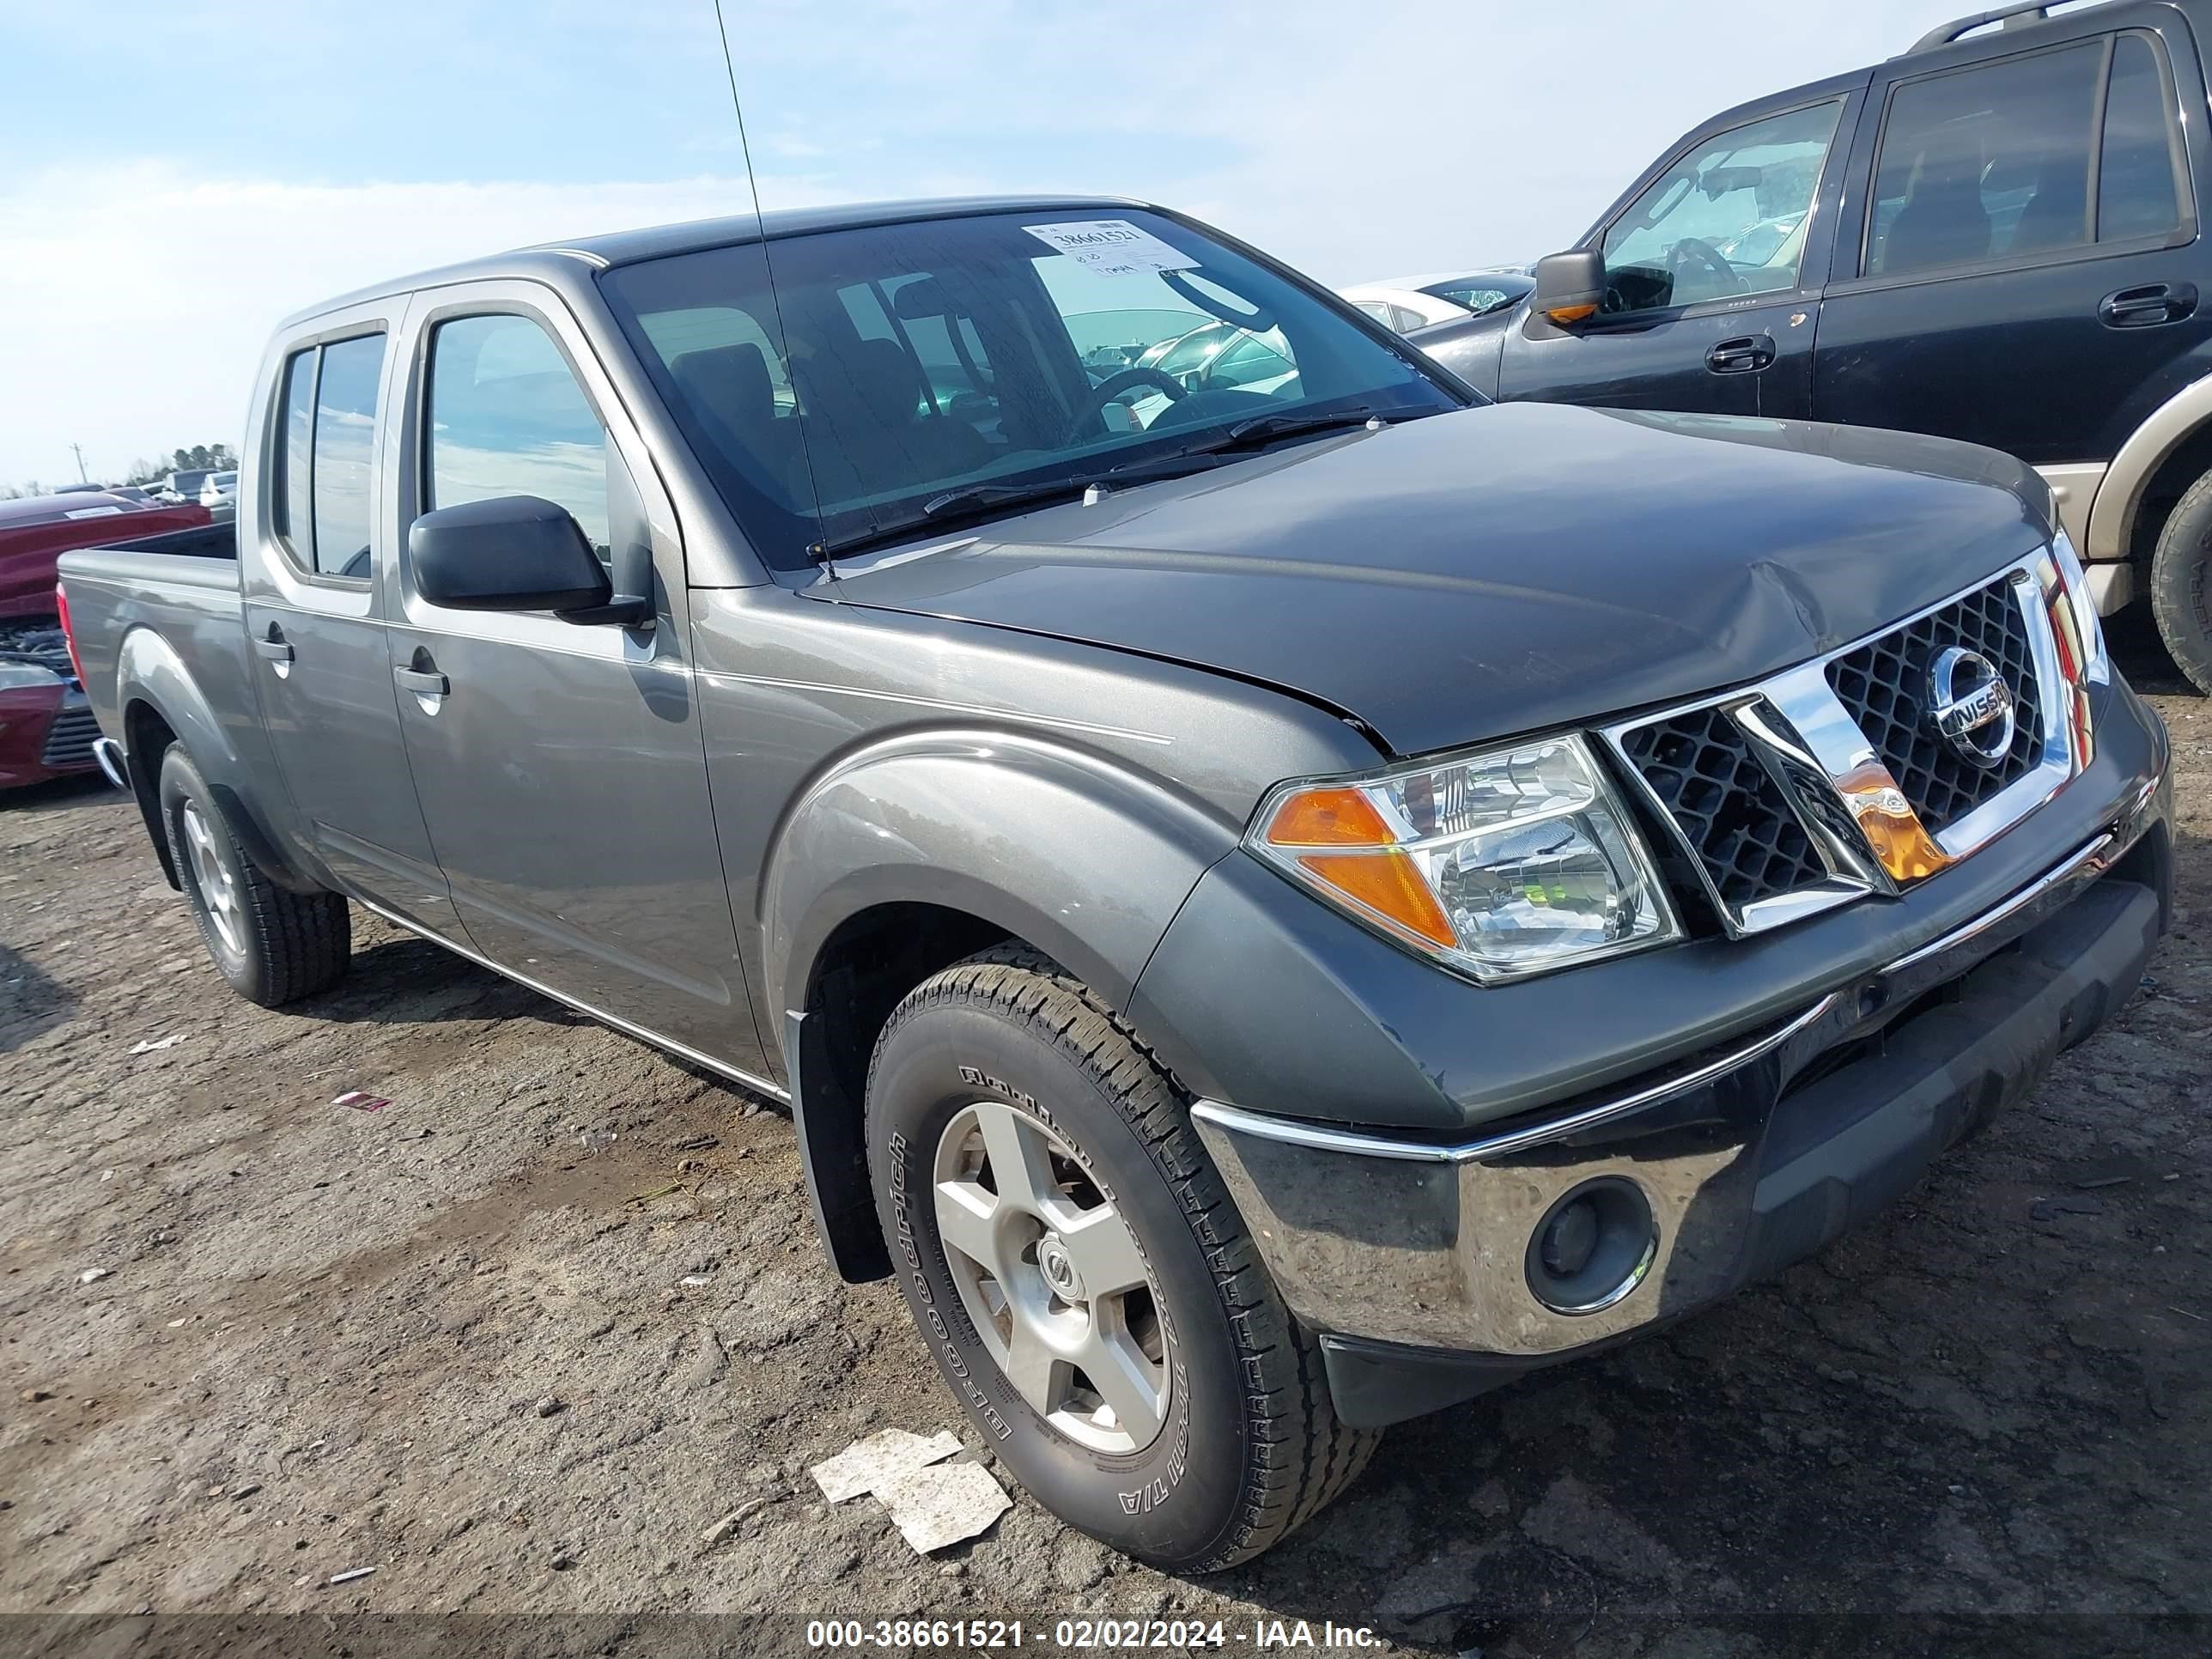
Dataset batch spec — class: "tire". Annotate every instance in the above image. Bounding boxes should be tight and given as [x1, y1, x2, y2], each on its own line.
[866, 945, 1376, 1571]
[157, 743, 351, 1006]
[2150, 469, 2212, 694]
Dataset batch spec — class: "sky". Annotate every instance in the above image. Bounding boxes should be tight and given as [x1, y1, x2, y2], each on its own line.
[0, 0, 1947, 488]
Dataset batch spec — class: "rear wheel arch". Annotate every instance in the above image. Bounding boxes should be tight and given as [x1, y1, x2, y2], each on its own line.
[2088, 371, 2212, 565]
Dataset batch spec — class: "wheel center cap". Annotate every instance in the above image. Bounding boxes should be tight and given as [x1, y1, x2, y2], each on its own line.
[1036, 1234, 1085, 1303]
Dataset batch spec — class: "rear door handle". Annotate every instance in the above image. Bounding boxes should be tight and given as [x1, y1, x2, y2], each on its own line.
[1706, 333, 1777, 374]
[393, 666, 449, 697]
[2101, 283, 2197, 327]
[252, 628, 294, 663]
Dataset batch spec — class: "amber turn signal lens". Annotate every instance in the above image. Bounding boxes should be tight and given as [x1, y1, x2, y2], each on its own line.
[1265, 787, 1396, 848]
[1836, 761, 1952, 884]
[1294, 851, 1459, 949]
[1544, 302, 1600, 325]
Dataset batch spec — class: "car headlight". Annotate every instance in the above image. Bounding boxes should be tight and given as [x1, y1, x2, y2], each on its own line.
[1247, 733, 1682, 982]
[2048, 530, 2110, 687]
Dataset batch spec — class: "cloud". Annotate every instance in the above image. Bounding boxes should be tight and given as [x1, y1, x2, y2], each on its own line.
[3, 0, 1952, 483]
[0, 164, 843, 483]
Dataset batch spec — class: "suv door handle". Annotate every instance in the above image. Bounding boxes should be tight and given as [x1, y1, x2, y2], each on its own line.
[2101, 283, 2197, 328]
[252, 626, 294, 664]
[1706, 333, 1777, 374]
[393, 666, 449, 698]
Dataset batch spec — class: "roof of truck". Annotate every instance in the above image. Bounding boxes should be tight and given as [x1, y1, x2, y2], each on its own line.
[282, 194, 1150, 328]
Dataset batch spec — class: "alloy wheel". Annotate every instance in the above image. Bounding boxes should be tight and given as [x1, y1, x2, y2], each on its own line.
[932, 1099, 1170, 1454]
[180, 801, 242, 956]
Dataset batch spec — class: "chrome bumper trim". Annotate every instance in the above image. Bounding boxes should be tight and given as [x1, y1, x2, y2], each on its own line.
[1194, 991, 1841, 1167]
[91, 736, 130, 792]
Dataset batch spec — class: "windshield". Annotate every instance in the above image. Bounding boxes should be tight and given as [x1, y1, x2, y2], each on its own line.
[599, 208, 1458, 566]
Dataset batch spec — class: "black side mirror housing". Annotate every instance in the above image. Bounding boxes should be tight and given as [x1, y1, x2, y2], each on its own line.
[409, 495, 638, 621]
[1532, 250, 1607, 327]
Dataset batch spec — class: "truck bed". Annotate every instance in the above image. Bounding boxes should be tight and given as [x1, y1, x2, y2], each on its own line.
[57, 522, 254, 789]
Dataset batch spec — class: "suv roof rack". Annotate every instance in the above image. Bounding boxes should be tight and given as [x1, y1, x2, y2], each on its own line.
[1906, 1, 2094, 55]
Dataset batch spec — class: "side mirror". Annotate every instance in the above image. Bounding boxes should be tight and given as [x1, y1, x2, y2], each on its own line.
[1532, 250, 1607, 327]
[409, 495, 635, 621]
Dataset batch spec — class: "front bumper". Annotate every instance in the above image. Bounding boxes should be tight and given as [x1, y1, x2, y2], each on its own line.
[0, 682, 97, 789]
[1182, 735, 2172, 1425]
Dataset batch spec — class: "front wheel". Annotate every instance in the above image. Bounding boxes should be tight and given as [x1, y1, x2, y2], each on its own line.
[2150, 470, 2212, 694]
[158, 744, 352, 1006]
[866, 947, 1376, 1571]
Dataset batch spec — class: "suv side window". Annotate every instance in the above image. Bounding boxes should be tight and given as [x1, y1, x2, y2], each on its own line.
[309, 334, 386, 580]
[1865, 40, 2112, 278]
[1600, 101, 1843, 315]
[424, 313, 612, 561]
[2100, 33, 2185, 241]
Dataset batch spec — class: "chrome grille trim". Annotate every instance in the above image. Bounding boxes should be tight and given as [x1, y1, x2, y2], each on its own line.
[1602, 549, 2077, 939]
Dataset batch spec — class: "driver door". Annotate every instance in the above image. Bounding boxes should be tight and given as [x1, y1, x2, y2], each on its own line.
[1499, 93, 1858, 419]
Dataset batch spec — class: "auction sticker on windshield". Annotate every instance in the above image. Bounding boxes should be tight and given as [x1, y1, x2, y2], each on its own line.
[1023, 219, 1201, 277]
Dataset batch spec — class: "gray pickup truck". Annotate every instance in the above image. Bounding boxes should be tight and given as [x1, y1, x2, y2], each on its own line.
[58, 197, 2174, 1571]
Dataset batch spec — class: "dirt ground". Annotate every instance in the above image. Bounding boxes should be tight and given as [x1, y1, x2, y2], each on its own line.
[3, 629, 2208, 1659]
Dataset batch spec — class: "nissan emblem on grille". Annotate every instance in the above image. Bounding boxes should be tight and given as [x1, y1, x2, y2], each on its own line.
[1926, 647, 2017, 769]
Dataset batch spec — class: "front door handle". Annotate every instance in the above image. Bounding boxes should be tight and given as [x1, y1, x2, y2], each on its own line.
[393, 666, 449, 697]
[1706, 333, 1777, 374]
[2101, 283, 2197, 328]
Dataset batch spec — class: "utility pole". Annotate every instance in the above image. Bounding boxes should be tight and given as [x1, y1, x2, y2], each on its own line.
[70, 443, 88, 483]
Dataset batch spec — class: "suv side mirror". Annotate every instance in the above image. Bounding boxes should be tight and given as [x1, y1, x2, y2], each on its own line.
[409, 495, 617, 617]
[1532, 250, 1607, 327]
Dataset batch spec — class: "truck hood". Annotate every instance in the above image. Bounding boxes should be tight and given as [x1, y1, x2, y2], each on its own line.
[823, 402, 2053, 757]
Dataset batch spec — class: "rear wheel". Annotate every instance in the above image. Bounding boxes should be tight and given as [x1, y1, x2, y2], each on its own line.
[2150, 470, 2212, 693]
[158, 744, 351, 1006]
[866, 946, 1376, 1571]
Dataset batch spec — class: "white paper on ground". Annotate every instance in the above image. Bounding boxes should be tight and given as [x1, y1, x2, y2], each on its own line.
[876, 1459, 1012, 1554]
[809, 1428, 963, 1504]
[1021, 219, 1200, 278]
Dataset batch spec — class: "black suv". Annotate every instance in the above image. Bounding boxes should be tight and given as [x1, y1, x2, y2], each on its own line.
[1416, 0, 2212, 692]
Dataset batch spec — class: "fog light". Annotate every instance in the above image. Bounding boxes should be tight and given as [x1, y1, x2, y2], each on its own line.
[1525, 1178, 1656, 1316]
[1538, 1196, 1599, 1279]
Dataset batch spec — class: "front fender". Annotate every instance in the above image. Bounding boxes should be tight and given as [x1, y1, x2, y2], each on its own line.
[763, 726, 1241, 1025]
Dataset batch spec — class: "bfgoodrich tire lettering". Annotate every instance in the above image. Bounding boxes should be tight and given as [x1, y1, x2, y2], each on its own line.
[2150, 469, 2212, 695]
[157, 743, 352, 1007]
[866, 945, 1376, 1571]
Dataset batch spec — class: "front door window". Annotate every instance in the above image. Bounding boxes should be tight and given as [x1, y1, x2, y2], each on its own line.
[1601, 102, 1844, 315]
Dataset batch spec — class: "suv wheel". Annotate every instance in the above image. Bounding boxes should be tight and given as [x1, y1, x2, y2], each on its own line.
[158, 743, 352, 1006]
[2151, 470, 2212, 693]
[866, 946, 1376, 1571]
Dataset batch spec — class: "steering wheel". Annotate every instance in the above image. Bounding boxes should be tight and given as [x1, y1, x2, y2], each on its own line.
[1668, 236, 1743, 296]
[1065, 366, 1188, 442]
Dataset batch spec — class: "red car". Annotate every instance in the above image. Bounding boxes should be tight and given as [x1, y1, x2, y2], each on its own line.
[2, 490, 210, 789]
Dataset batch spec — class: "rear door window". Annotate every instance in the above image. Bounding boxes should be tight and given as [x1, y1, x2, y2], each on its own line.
[1863, 33, 2185, 278]
[2100, 33, 2186, 241]
[309, 334, 386, 580]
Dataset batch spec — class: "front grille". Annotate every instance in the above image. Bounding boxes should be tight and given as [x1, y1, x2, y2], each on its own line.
[40, 696, 100, 769]
[1825, 575, 2044, 833]
[1618, 704, 1827, 911]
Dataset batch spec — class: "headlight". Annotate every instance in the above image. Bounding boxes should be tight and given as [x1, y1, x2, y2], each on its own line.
[2048, 530, 2110, 686]
[1247, 733, 1681, 982]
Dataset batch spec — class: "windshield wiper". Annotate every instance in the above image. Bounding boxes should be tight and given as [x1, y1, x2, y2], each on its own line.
[817, 453, 1231, 558]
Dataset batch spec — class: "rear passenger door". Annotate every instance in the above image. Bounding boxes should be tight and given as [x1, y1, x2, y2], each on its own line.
[240, 306, 461, 937]
[381, 283, 772, 1080]
[1814, 18, 2209, 466]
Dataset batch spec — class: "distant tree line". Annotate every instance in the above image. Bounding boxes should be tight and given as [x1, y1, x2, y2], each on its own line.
[2, 443, 240, 500]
